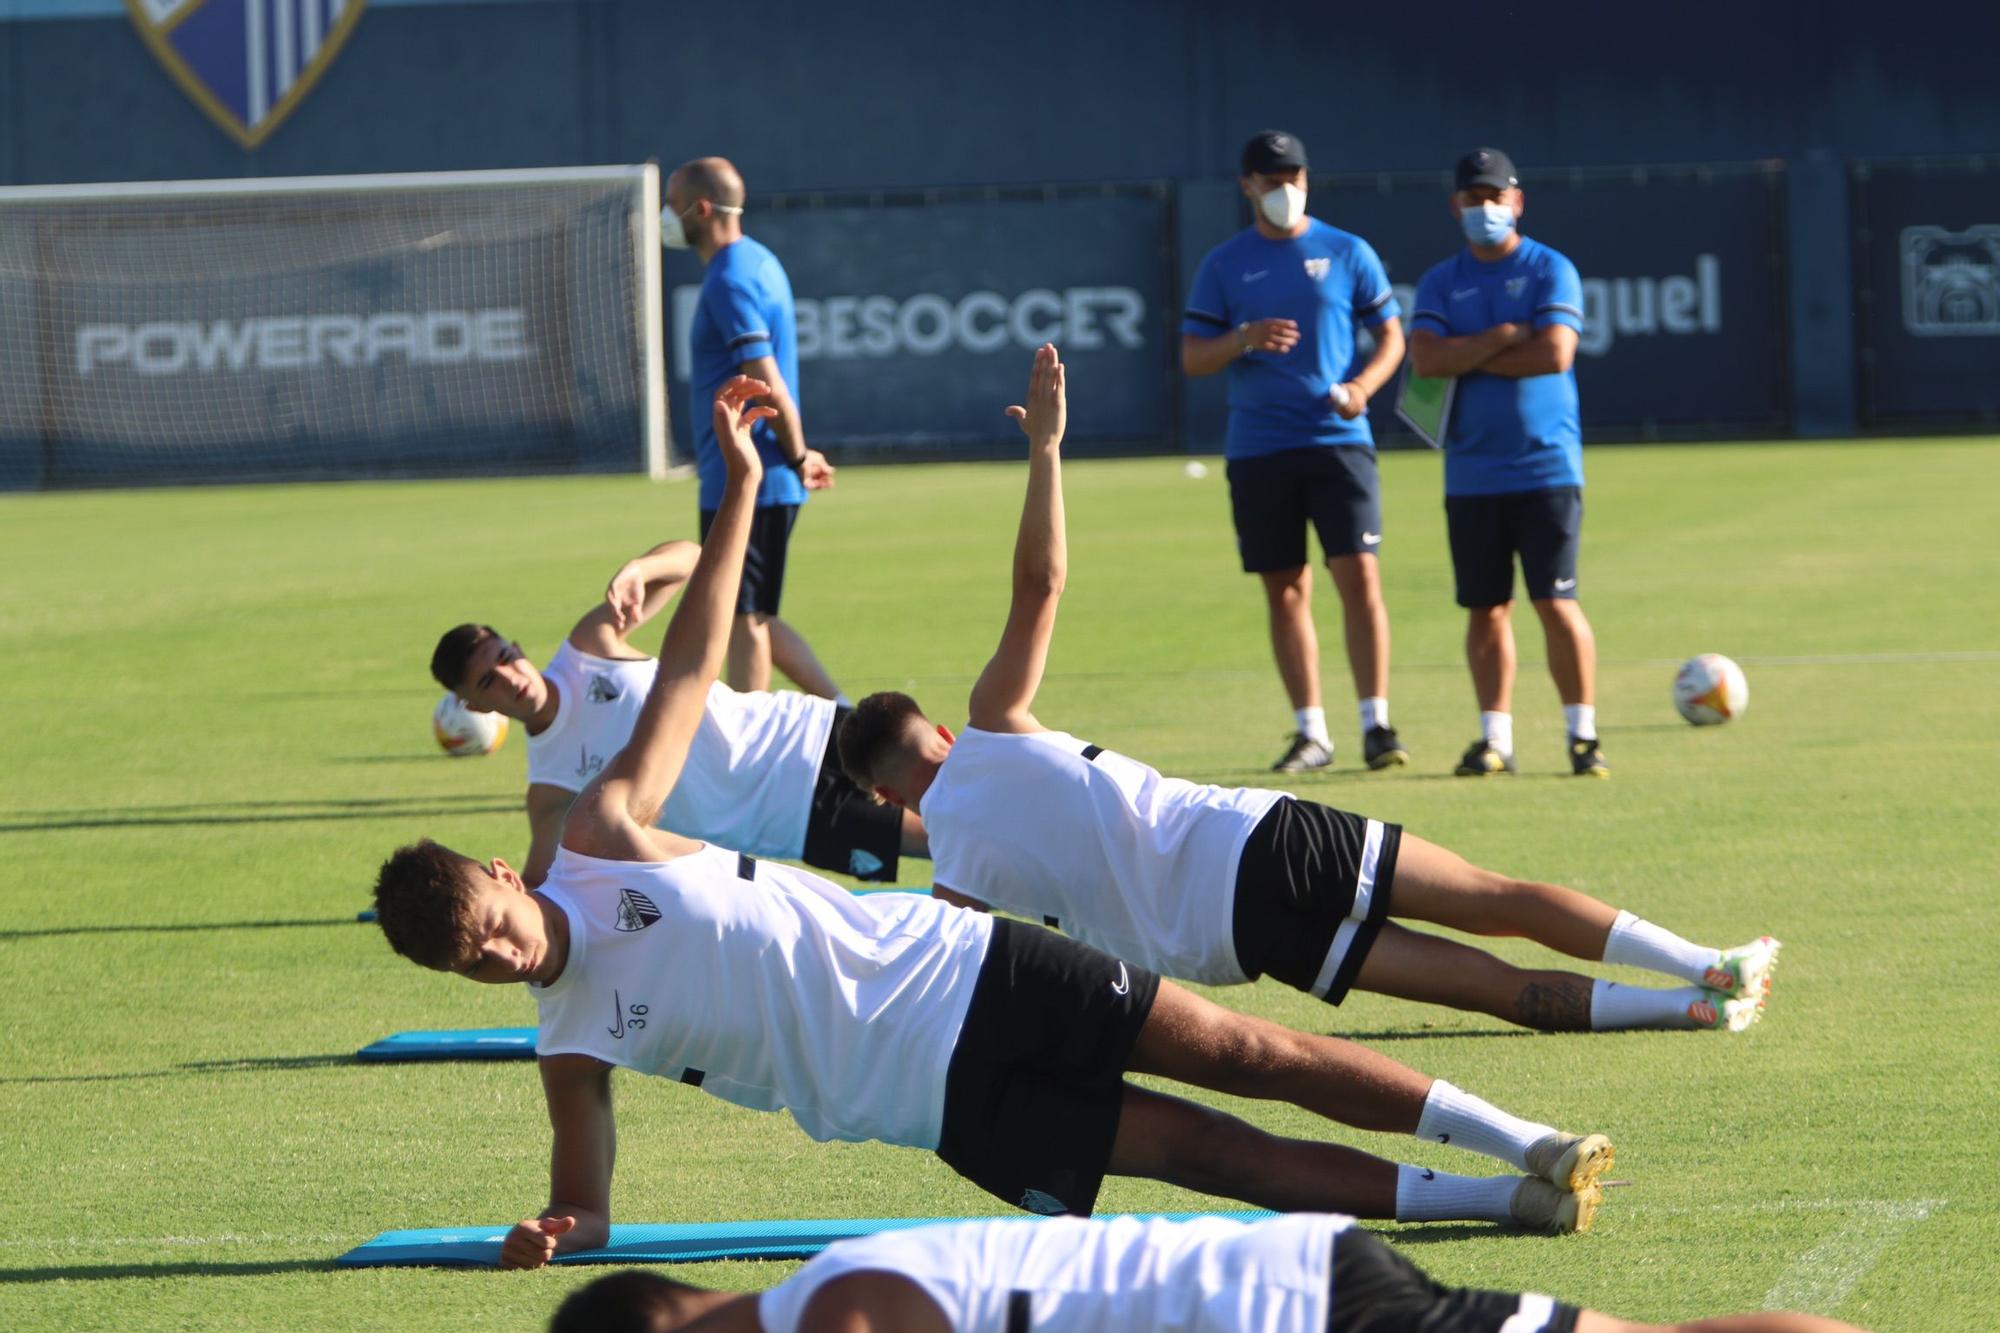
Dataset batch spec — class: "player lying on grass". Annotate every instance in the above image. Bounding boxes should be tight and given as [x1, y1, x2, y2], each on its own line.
[430, 543, 924, 885]
[550, 1215, 1870, 1333]
[840, 346, 1778, 1033]
[373, 371, 1621, 1271]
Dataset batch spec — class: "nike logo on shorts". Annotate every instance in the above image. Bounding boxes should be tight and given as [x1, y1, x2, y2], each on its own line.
[1361, 532, 1382, 545]
[1554, 577, 1577, 591]
[1111, 962, 1131, 996]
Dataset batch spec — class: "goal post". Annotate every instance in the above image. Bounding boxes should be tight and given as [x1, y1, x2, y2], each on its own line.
[0, 164, 668, 491]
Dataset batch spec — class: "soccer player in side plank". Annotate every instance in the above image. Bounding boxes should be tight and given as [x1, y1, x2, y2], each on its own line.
[372, 370, 1624, 1272]
[430, 545, 924, 886]
[551, 1215, 1871, 1333]
[842, 347, 1779, 1035]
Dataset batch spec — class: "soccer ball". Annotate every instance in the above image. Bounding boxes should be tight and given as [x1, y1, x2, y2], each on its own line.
[1672, 654, 1749, 726]
[433, 692, 509, 757]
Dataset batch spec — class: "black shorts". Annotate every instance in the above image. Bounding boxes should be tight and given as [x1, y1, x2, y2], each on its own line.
[1226, 446, 1383, 571]
[1444, 486, 1582, 609]
[1230, 797, 1401, 1006]
[799, 708, 905, 883]
[698, 503, 799, 616]
[936, 919, 1160, 1217]
[1328, 1225, 1581, 1333]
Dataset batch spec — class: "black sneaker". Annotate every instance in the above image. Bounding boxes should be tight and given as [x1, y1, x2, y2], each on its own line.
[1363, 726, 1409, 770]
[1271, 733, 1334, 773]
[1454, 738, 1517, 777]
[1569, 735, 1610, 778]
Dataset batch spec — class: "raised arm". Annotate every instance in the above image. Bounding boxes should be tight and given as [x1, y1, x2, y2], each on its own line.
[570, 540, 702, 657]
[966, 344, 1067, 735]
[500, 1054, 615, 1269]
[560, 378, 769, 859]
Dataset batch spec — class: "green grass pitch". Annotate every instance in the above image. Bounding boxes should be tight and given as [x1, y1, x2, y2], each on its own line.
[2, 439, 1996, 1330]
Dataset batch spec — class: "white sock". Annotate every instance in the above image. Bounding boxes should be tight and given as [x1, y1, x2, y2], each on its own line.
[1394, 1164, 1521, 1223]
[1564, 704, 1597, 740]
[1480, 711, 1513, 756]
[1414, 1079, 1554, 1171]
[1358, 697, 1389, 732]
[1589, 979, 1708, 1030]
[1601, 910, 1719, 984]
[1296, 706, 1331, 746]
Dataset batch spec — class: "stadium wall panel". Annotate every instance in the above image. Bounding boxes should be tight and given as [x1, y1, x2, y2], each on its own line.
[1851, 158, 2000, 430]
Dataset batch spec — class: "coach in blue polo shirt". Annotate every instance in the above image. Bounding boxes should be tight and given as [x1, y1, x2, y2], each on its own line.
[1408, 147, 1607, 779]
[1181, 130, 1409, 775]
[671, 155, 840, 698]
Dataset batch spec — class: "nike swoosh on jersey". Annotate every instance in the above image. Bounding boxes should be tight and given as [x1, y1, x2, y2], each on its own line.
[1243, 270, 1270, 282]
[1451, 288, 1479, 299]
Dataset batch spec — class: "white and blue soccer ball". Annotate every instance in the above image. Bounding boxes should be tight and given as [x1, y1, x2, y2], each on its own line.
[432, 692, 509, 757]
[1673, 654, 1749, 726]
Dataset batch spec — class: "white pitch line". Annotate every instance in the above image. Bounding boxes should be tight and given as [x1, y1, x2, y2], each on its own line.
[1760, 1199, 1943, 1313]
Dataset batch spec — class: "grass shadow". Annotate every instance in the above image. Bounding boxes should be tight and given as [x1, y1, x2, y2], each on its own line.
[0, 1258, 336, 1283]
[0, 1054, 356, 1086]
[1330, 1028, 1534, 1042]
[1, 917, 359, 941]
[0, 801, 518, 835]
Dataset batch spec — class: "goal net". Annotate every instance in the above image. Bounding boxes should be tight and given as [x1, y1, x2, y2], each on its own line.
[0, 165, 667, 491]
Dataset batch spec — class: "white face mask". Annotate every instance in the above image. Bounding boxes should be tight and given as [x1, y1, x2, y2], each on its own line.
[1258, 182, 1307, 230]
[661, 201, 742, 250]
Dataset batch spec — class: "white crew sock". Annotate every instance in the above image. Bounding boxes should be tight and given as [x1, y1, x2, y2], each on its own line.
[1394, 1164, 1521, 1223]
[1564, 704, 1597, 741]
[1413, 1079, 1555, 1171]
[1296, 706, 1331, 746]
[1601, 909, 1719, 984]
[1590, 979, 1708, 1030]
[1358, 697, 1389, 732]
[1480, 710, 1514, 756]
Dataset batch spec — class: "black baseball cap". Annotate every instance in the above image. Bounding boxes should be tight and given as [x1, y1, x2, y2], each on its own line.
[1454, 147, 1518, 191]
[1241, 130, 1309, 176]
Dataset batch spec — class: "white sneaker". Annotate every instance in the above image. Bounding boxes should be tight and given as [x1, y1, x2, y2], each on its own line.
[1524, 1131, 1615, 1193]
[1689, 989, 1765, 1033]
[1509, 1176, 1601, 1234]
[1704, 937, 1781, 998]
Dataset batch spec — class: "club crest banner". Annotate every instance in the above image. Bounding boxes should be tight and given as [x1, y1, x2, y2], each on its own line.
[125, 0, 367, 150]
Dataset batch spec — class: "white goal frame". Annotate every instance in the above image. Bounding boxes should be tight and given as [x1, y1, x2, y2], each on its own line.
[0, 163, 670, 481]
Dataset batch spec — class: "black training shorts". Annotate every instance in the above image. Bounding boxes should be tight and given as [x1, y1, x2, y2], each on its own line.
[1329, 1224, 1582, 1333]
[936, 919, 1160, 1217]
[1444, 486, 1583, 609]
[799, 708, 905, 882]
[1231, 797, 1402, 1005]
[698, 502, 799, 616]
[1226, 445, 1383, 572]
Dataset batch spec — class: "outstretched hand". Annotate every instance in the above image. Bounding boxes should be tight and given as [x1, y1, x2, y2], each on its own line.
[711, 376, 775, 486]
[500, 1214, 575, 1270]
[1004, 343, 1067, 452]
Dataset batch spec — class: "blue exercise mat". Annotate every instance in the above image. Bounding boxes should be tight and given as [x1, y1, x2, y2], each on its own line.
[338, 1211, 1272, 1267]
[356, 1028, 537, 1062]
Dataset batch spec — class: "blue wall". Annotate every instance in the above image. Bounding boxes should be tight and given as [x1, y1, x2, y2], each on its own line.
[4, 0, 1997, 482]
[4, 1, 1999, 189]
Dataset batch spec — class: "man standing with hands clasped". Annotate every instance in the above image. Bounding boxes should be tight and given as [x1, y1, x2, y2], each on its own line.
[1182, 131, 1410, 775]
[1408, 148, 1609, 779]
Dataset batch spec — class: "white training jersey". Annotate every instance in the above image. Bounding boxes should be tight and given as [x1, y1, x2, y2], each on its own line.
[532, 842, 991, 1149]
[523, 641, 835, 859]
[921, 728, 1285, 984]
[758, 1213, 1347, 1333]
